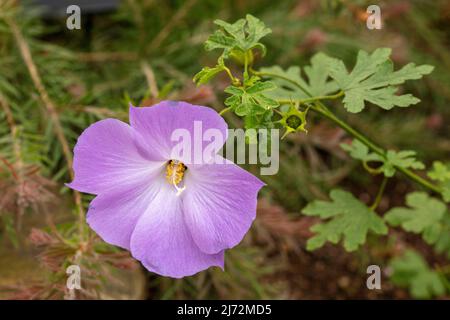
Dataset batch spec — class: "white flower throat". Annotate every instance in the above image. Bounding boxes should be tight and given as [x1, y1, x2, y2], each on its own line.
[166, 160, 187, 196]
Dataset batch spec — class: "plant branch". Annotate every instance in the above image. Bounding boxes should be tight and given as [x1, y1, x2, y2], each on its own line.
[219, 106, 232, 115]
[5, 17, 86, 236]
[141, 60, 159, 98]
[0, 94, 25, 228]
[370, 176, 388, 210]
[244, 51, 249, 80]
[224, 65, 240, 86]
[147, 0, 197, 51]
[310, 102, 442, 194]
[277, 91, 344, 105]
[258, 69, 442, 195]
[77, 51, 138, 62]
[0, 94, 22, 178]
[252, 69, 311, 96]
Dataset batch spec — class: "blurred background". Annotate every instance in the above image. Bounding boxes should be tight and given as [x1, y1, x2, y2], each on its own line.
[0, 0, 449, 299]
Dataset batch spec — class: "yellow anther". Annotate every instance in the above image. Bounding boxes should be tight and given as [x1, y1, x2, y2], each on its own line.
[166, 160, 187, 196]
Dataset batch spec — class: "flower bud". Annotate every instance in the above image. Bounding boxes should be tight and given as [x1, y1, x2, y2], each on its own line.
[278, 104, 309, 139]
[229, 49, 254, 66]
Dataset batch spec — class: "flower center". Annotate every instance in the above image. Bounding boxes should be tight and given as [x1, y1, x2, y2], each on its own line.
[286, 115, 302, 129]
[166, 160, 187, 196]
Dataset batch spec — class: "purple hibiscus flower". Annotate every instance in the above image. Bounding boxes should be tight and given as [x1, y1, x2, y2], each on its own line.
[67, 101, 264, 278]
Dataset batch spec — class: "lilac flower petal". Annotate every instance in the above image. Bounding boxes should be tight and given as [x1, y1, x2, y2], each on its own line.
[129, 101, 228, 165]
[86, 175, 166, 249]
[68, 119, 161, 195]
[130, 183, 224, 278]
[183, 156, 265, 254]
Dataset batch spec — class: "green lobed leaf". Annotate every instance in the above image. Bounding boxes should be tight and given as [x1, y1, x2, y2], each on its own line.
[427, 161, 450, 203]
[327, 48, 434, 113]
[205, 14, 271, 58]
[385, 192, 447, 244]
[389, 250, 446, 299]
[260, 52, 338, 101]
[244, 109, 274, 144]
[259, 66, 308, 100]
[302, 189, 388, 251]
[442, 183, 450, 203]
[340, 139, 380, 162]
[428, 161, 450, 182]
[382, 150, 425, 177]
[193, 58, 226, 85]
[433, 215, 450, 259]
[303, 53, 339, 96]
[341, 140, 424, 177]
[224, 80, 279, 117]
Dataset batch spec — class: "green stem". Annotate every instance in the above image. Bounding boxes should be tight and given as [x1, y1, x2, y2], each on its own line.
[370, 176, 388, 210]
[252, 69, 312, 96]
[278, 91, 344, 105]
[311, 102, 384, 154]
[244, 52, 249, 81]
[219, 106, 232, 115]
[257, 69, 441, 195]
[255, 68, 384, 153]
[362, 160, 384, 176]
[396, 166, 442, 194]
[223, 66, 240, 86]
[310, 102, 442, 194]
